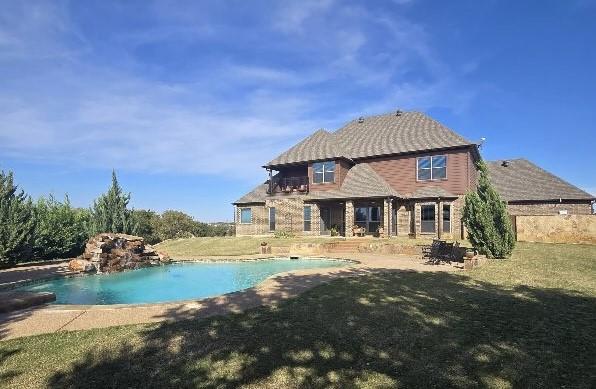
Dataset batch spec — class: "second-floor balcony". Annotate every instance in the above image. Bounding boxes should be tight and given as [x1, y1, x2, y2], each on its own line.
[268, 176, 309, 195]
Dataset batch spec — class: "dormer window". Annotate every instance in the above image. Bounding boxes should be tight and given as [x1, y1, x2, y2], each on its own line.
[313, 161, 335, 184]
[417, 155, 447, 181]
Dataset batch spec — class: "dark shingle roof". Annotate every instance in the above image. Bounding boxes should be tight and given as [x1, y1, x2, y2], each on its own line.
[407, 187, 456, 199]
[267, 111, 474, 166]
[306, 164, 400, 200]
[487, 159, 594, 202]
[233, 182, 268, 204]
[234, 163, 398, 204]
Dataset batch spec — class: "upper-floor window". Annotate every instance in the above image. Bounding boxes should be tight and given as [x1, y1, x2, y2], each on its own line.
[240, 208, 252, 224]
[417, 155, 447, 181]
[313, 161, 335, 184]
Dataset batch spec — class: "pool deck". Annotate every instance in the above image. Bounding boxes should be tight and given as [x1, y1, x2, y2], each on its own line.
[0, 254, 460, 341]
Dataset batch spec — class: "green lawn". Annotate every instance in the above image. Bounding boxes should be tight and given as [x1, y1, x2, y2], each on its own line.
[155, 236, 346, 257]
[1, 242, 595, 388]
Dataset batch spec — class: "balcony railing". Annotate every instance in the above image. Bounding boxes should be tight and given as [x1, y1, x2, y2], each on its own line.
[268, 176, 309, 194]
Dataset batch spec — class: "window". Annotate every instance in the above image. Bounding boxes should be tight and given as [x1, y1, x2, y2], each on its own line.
[313, 161, 335, 184]
[442, 204, 451, 233]
[240, 208, 252, 224]
[369, 206, 381, 233]
[355, 206, 381, 233]
[303, 206, 312, 231]
[417, 155, 447, 181]
[355, 207, 368, 230]
[421, 204, 435, 233]
[269, 207, 276, 231]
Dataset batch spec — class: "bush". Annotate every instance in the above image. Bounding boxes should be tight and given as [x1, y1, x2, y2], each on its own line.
[462, 161, 515, 258]
[0, 170, 35, 266]
[33, 196, 89, 260]
[132, 209, 161, 244]
[155, 210, 200, 240]
[274, 230, 294, 239]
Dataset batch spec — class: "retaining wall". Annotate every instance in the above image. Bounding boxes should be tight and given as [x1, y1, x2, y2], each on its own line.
[514, 215, 596, 244]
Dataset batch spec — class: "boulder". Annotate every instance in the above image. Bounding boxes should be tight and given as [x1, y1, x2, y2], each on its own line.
[76, 233, 171, 274]
[68, 259, 96, 273]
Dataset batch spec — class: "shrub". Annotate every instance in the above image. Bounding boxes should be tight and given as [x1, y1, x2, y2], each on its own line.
[274, 230, 294, 239]
[0, 170, 35, 266]
[89, 171, 135, 235]
[132, 209, 161, 244]
[462, 161, 515, 258]
[33, 195, 89, 260]
[155, 210, 199, 240]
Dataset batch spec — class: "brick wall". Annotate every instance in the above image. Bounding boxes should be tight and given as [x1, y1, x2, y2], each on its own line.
[507, 202, 592, 216]
[235, 205, 269, 236]
[266, 198, 306, 234]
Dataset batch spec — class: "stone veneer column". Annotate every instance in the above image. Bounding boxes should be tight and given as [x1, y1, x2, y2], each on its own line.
[345, 200, 354, 237]
[310, 202, 321, 236]
[383, 198, 392, 237]
[437, 200, 443, 240]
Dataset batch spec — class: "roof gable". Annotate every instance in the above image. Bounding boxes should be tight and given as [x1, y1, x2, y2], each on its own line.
[487, 159, 594, 202]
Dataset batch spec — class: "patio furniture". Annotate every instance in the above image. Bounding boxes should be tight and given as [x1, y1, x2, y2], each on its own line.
[352, 226, 366, 237]
[422, 240, 460, 264]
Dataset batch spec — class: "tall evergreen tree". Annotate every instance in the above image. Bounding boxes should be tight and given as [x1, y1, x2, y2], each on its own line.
[89, 171, 136, 235]
[0, 170, 35, 266]
[462, 161, 516, 258]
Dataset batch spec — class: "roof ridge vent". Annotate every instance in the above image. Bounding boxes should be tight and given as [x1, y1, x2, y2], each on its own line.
[358, 117, 364, 123]
[395, 109, 403, 116]
[501, 160, 510, 167]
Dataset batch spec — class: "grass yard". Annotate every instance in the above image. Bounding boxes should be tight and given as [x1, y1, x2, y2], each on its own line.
[156, 236, 440, 258]
[155, 236, 346, 257]
[1, 242, 595, 388]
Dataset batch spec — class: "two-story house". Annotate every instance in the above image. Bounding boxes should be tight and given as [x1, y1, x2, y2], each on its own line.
[234, 111, 594, 238]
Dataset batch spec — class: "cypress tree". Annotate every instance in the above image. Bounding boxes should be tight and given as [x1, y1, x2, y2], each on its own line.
[462, 161, 516, 258]
[0, 170, 35, 266]
[89, 171, 136, 235]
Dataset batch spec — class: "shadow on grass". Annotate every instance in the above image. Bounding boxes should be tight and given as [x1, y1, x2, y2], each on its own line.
[46, 270, 595, 388]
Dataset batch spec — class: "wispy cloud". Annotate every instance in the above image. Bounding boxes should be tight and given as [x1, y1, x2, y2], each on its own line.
[0, 0, 478, 182]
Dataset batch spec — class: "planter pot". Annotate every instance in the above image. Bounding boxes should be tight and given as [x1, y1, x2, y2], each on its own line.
[465, 251, 475, 260]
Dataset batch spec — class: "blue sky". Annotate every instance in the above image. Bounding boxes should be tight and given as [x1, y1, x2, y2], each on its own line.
[1, 0, 595, 221]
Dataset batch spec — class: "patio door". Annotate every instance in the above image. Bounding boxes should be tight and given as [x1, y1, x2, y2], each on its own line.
[320, 207, 331, 235]
[355, 206, 381, 233]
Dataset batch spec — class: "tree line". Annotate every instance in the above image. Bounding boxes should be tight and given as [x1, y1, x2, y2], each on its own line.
[0, 170, 233, 267]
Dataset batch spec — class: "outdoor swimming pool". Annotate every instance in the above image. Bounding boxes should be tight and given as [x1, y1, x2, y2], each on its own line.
[21, 258, 348, 305]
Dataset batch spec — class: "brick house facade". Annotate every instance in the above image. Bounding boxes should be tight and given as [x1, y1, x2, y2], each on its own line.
[234, 111, 595, 237]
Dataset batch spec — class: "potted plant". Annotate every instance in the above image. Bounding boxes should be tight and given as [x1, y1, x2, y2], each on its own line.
[330, 225, 339, 237]
[465, 248, 475, 260]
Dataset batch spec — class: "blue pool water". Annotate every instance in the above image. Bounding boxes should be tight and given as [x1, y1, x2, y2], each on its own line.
[21, 258, 347, 305]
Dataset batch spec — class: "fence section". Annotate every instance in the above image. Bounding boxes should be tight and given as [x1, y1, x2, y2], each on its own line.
[514, 215, 595, 244]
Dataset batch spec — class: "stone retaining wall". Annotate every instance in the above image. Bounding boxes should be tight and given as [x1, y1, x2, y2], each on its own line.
[514, 215, 596, 244]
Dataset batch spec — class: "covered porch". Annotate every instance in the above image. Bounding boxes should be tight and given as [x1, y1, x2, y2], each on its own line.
[308, 195, 461, 239]
[308, 198, 394, 237]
